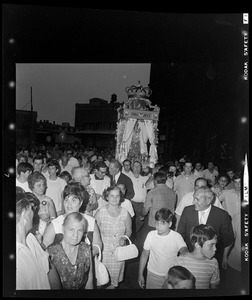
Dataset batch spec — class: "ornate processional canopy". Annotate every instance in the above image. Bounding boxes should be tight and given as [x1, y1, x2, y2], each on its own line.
[115, 81, 160, 167]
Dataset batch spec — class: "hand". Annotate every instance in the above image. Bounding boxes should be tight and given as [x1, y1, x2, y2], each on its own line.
[138, 275, 145, 289]
[119, 236, 126, 246]
[179, 247, 189, 256]
[222, 256, 228, 270]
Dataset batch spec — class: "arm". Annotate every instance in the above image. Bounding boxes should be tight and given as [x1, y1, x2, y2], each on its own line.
[85, 246, 94, 289]
[48, 258, 61, 289]
[124, 212, 132, 238]
[92, 221, 103, 256]
[210, 259, 220, 289]
[222, 244, 233, 270]
[42, 222, 56, 248]
[126, 177, 135, 200]
[177, 210, 187, 241]
[119, 212, 132, 246]
[86, 189, 98, 214]
[178, 246, 189, 256]
[141, 192, 152, 217]
[47, 198, 57, 221]
[161, 278, 169, 289]
[174, 213, 181, 231]
[145, 175, 153, 189]
[138, 249, 150, 288]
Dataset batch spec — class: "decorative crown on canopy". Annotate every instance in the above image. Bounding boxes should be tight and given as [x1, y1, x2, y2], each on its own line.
[125, 80, 152, 100]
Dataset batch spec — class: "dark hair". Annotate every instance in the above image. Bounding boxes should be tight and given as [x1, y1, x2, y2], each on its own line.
[102, 185, 124, 204]
[217, 173, 230, 184]
[17, 162, 34, 175]
[233, 172, 241, 181]
[18, 192, 40, 234]
[123, 159, 131, 166]
[33, 155, 44, 163]
[95, 161, 108, 170]
[63, 182, 89, 213]
[154, 171, 167, 184]
[17, 153, 28, 163]
[155, 208, 174, 224]
[59, 171, 72, 182]
[47, 159, 61, 175]
[16, 186, 25, 195]
[27, 171, 47, 191]
[16, 194, 31, 223]
[190, 224, 218, 248]
[168, 266, 196, 289]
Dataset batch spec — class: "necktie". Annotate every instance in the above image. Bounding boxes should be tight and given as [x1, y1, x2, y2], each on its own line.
[199, 211, 205, 224]
[111, 175, 116, 186]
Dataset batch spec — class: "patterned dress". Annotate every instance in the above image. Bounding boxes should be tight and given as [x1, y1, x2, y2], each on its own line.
[47, 241, 91, 289]
[98, 205, 128, 287]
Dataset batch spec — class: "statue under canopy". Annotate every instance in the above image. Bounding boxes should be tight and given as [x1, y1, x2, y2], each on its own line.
[115, 81, 160, 168]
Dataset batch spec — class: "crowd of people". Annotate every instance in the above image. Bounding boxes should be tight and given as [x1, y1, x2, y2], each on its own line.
[15, 142, 242, 292]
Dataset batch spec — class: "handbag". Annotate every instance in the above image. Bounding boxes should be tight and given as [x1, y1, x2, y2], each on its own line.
[114, 235, 139, 262]
[93, 244, 109, 286]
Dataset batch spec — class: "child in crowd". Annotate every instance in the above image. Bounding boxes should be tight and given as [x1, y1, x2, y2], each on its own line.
[59, 171, 72, 184]
[138, 208, 188, 289]
[211, 173, 229, 197]
[162, 265, 196, 289]
[171, 224, 220, 289]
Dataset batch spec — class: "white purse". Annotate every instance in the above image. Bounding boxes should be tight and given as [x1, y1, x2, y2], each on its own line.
[114, 235, 139, 262]
[93, 244, 109, 286]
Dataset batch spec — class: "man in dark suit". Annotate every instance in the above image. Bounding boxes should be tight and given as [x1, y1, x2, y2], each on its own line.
[177, 186, 235, 287]
[108, 159, 135, 200]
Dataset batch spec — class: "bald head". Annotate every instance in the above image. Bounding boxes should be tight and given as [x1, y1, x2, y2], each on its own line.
[194, 177, 208, 190]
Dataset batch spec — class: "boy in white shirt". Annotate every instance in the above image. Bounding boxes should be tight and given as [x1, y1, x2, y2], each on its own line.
[138, 208, 188, 289]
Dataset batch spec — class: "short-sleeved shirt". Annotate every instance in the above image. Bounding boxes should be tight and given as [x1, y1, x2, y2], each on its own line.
[219, 189, 241, 219]
[16, 179, 32, 193]
[173, 174, 197, 206]
[16, 239, 50, 290]
[144, 230, 187, 276]
[144, 184, 176, 227]
[172, 254, 220, 289]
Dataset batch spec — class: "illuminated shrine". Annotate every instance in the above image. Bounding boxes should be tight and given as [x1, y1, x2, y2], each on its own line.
[115, 81, 160, 167]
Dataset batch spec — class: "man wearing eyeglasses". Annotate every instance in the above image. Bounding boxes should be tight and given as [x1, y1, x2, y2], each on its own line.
[65, 148, 79, 168]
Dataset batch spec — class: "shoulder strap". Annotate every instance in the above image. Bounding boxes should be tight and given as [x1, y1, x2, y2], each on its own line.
[93, 244, 101, 261]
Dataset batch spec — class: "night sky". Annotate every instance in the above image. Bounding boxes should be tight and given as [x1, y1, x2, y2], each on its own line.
[16, 63, 151, 126]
